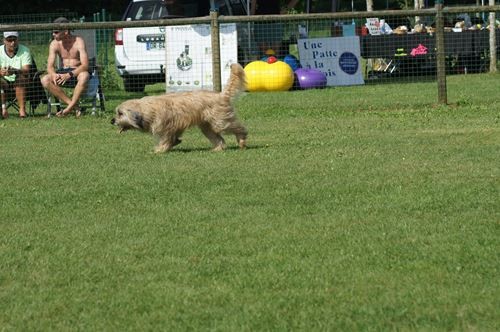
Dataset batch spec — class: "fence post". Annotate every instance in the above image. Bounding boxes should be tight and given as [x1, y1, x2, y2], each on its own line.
[210, 10, 222, 92]
[489, 1, 497, 73]
[102, 8, 108, 70]
[435, 0, 447, 104]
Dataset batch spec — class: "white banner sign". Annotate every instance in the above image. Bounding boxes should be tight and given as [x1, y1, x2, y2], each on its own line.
[297, 36, 364, 86]
[165, 23, 238, 91]
[365, 18, 382, 35]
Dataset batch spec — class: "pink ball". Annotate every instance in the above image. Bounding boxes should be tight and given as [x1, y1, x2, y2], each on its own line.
[295, 68, 327, 89]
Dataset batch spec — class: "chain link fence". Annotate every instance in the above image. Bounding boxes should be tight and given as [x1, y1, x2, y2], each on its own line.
[0, 5, 498, 116]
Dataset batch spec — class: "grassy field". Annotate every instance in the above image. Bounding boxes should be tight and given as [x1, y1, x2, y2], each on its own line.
[1, 73, 499, 330]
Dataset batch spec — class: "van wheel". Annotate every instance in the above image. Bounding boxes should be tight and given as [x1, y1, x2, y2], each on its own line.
[123, 77, 145, 92]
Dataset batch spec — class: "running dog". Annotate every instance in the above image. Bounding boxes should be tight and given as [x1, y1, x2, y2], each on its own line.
[111, 63, 247, 153]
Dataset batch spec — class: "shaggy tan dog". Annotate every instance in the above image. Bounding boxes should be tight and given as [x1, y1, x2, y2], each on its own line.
[111, 63, 247, 153]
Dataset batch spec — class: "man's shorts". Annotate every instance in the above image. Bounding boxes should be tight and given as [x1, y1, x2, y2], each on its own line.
[0, 77, 15, 88]
[56, 67, 78, 87]
[0, 77, 22, 96]
[0, 76, 21, 89]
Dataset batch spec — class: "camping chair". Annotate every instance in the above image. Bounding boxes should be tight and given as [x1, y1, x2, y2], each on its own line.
[46, 29, 105, 117]
[0, 58, 48, 117]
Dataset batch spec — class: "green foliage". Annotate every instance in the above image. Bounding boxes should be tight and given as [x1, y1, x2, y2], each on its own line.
[0, 73, 499, 330]
[97, 46, 122, 91]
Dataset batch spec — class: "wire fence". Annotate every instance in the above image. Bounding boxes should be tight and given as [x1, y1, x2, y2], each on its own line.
[0, 5, 498, 116]
[0, 12, 80, 24]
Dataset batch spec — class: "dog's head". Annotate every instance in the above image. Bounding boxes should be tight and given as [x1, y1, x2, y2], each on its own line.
[111, 100, 147, 133]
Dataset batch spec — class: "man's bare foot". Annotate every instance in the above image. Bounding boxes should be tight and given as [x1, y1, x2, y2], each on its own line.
[56, 110, 68, 117]
[56, 106, 80, 118]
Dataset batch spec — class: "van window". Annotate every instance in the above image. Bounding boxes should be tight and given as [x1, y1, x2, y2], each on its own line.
[123, 0, 245, 21]
[126, 2, 168, 20]
[125, 0, 196, 20]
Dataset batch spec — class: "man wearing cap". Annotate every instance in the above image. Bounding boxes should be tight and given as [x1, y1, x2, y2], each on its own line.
[0, 31, 32, 118]
[41, 17, 89, 117]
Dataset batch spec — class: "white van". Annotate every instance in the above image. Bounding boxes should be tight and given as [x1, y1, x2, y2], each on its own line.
[115, 0, 248, 92]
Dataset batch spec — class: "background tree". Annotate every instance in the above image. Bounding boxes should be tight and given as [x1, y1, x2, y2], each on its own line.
[0, 0, 491, 17]
[367, 0, 374, 11]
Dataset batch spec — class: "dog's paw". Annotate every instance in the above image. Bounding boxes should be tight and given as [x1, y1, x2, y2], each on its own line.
[212, 145, 225, 152]
[154, 146, 168, 153]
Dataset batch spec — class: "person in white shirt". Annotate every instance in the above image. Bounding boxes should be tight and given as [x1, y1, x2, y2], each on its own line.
[0, 31, 32, 118]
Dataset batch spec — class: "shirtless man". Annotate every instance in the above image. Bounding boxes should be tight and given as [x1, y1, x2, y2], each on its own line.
[41, 17, 89, 117]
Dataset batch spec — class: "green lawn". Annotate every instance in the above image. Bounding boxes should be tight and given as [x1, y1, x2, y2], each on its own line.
[0, 73, 499, 330]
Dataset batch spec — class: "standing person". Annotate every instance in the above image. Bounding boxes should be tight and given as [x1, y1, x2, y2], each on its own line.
[41, 17, 89, 117]
[0, 31, 32, 119]
[250, 0, 298, 57]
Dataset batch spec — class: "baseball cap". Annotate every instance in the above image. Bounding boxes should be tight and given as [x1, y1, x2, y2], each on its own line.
[3, 31, 19, 39]
[52, 17, 70, 33]
[53, 17, 70, 24]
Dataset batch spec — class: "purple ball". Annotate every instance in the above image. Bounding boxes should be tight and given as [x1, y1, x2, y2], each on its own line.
[295, 68, 327, 89]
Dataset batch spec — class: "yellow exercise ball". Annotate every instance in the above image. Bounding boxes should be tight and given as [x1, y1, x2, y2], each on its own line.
[244, 58, 294, 92]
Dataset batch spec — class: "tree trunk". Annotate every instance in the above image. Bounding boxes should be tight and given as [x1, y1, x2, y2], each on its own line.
[414, 0, 424, 24]
[331, 0, 337, 12]
[366, 0, 373, 11]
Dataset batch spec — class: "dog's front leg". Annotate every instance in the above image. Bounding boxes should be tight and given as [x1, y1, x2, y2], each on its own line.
[155, 136, 175, 153]
[155, 144, 170, 153]
[154, 143, 171, 153]
[154, 131, 184, 153]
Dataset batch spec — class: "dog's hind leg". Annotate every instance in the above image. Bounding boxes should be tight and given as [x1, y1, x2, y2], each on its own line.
[226, 120, 248, 149]
[199, 123, 226, 151]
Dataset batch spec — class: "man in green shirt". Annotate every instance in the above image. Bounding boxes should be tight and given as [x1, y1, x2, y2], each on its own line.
[0, 31, 32, 118]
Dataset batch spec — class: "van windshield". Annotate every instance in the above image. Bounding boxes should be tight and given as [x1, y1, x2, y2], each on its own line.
[124, 0, 211, 20]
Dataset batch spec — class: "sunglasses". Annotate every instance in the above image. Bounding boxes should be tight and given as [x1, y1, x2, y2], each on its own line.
[52, 30, 60, 34]
[5, 37, 18, 42]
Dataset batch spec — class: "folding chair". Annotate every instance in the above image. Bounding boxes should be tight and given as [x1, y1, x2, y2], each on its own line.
[1, 84, 18, 115]
[47, 29, 105, 117]
[28, 59, 50, 115]
[85, 57, 106, 115]
[0, 58, 48, 117]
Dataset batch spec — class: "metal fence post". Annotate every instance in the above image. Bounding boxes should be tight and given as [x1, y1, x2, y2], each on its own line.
[435, 0, 447, 104]
[210, 10, 222, 92]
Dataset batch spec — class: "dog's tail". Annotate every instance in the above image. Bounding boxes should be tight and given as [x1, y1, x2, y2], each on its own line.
[222, 63, 246, 102]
